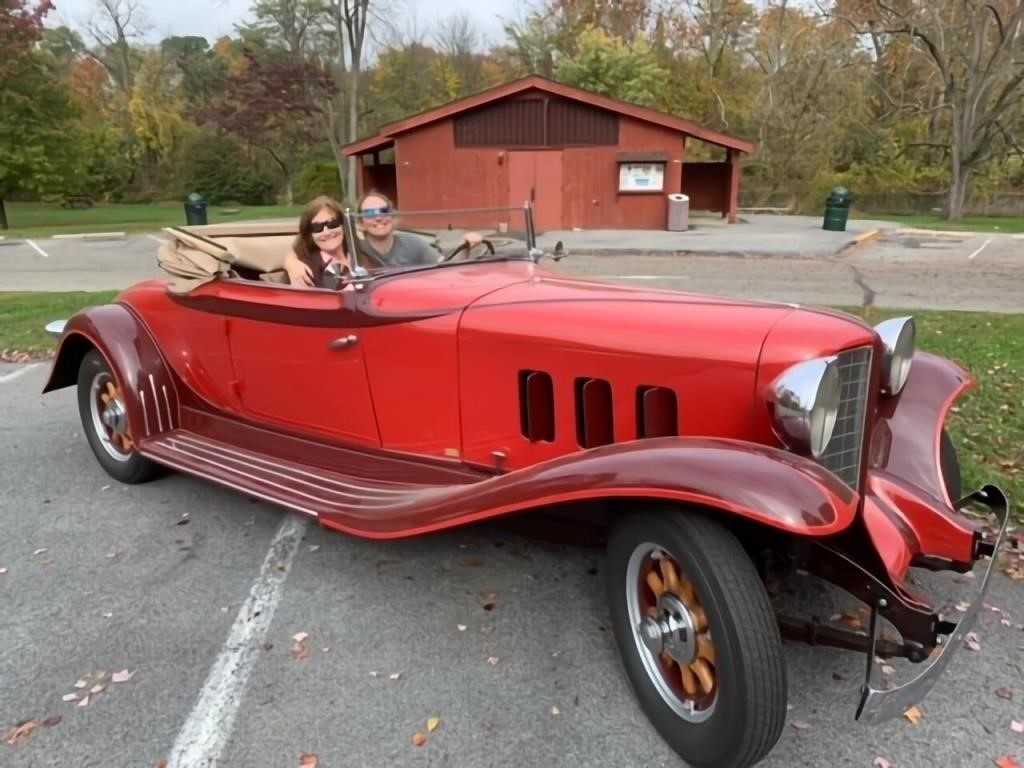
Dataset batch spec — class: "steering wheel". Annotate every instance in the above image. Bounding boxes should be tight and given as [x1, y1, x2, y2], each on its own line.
[442, 238, 495, 262]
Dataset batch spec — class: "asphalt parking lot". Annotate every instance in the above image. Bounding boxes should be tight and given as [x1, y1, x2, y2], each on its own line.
[2, 364, 1023, 767]
[0, 216, 1020, 312]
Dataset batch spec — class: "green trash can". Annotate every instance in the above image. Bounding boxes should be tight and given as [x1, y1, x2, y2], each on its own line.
[184, 192, 208, 226]
[822, 186, 853, 231]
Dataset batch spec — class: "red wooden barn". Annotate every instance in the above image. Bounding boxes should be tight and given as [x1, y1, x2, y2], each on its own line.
[344, 75, 755, 230]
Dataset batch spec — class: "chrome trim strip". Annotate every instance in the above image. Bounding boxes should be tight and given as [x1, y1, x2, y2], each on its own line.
[169, 433, 424, 495]
[149, 374, 163, 433]
[159, 440, 415, 510]
[139, 389, 151, 436]
[138, 451, 321, 521]
[162, 384, 174, 430]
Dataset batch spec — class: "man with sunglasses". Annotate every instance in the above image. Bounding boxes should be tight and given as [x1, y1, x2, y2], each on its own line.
[355, 192, 444, 267]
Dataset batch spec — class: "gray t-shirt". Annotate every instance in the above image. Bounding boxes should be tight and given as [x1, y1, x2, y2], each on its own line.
[361, 232, 440, 267]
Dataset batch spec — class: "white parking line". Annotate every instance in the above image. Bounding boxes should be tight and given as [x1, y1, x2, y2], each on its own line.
[0, 364, 42, 384]
[147, 234, 168, 245]
[166, 514, 309, 767]
[25, 240, 48, 258]
[968, 236, 994, 260]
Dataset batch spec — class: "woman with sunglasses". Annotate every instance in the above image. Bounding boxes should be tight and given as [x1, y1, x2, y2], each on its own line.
[284, 196, 352, 288]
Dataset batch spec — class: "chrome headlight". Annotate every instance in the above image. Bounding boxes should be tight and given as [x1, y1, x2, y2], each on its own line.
[874, 316, 915, 395]
[768, 356, 841, 458]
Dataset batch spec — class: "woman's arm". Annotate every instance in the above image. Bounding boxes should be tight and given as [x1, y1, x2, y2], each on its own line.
[283, 250, 314, 286]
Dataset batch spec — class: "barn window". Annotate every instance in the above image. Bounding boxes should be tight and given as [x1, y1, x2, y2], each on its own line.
[575, 377, 614, 448]
[518, 370, 555, 442]
[636, 386, 678, 438]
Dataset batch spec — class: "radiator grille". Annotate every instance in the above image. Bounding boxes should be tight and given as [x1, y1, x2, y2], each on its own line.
[818, 346, 872, 489]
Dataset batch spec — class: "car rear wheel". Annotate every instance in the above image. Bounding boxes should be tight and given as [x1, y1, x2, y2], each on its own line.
[606, 510, 787, 768]
[77, 349, 161, 484]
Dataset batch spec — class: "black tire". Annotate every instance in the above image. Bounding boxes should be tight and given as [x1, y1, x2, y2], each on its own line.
[940, 427, 962, 503]
[606, 510, 787, 768]
[77, 349, 162, 484]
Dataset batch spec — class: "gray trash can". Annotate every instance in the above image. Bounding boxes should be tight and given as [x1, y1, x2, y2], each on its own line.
[667, 193, 690, 231]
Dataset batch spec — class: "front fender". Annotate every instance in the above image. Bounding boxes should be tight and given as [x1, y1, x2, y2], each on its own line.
[318, 436, 859, 538]
[867, 350, 977, 563]
[43, 304, 181, 442]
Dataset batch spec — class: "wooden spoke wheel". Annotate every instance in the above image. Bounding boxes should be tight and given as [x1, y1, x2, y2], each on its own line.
[606, 510, 787, 768]
[77, 350, 162, 484]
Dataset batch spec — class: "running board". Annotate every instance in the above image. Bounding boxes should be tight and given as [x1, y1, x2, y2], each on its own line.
[140, 429, 443, 521]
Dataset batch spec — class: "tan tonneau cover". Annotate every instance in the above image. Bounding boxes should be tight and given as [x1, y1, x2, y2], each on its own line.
[157, 221, 299, 293]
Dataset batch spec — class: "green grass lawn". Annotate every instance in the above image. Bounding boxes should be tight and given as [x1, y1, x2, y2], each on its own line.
[2, 291, 1020, 514]
[0, 201, 304, 239]
[870, 212, 1024, 233]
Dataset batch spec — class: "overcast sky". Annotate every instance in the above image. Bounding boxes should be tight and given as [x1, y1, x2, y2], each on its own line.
[48, 0, 530, 49]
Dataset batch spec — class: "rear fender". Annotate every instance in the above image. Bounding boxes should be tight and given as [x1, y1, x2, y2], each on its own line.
[43, 304, 181, 442]
[868, 351, 977, 562]
[460, 437, 859, 537]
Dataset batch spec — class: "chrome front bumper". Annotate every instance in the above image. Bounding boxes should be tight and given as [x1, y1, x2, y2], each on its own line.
[855, 484, 1011, 723]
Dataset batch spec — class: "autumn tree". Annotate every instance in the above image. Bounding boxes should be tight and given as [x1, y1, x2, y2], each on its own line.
[554, 26, 669, 108]
[0, 0, 80, 228]
[198, 48, 335, 203]
[834, 0, 1024, 219]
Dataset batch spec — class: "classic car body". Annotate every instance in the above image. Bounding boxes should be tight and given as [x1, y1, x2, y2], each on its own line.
[42, 204, 1010, 768]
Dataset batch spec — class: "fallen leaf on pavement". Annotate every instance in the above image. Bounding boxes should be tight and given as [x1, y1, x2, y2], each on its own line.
[292, 632, 309, 644]
[904, 706, 923, 725]
[551, 706, 561, 716]
[881, 665, 895, 676]
[427, 717, 440, 732]
[291, 643, 310, 661]
[3, 720, 38, 745]
[1012, 720, 1023, 733]
[996, 687, 1014, 700]
[994, 757, 1022, 768]
[41, 715, 61, 728]
[872, 758, 892, 768]
[61, 693, 78, 702]
[457, 624, 467, 632]
[73, 680, 88, 689]
[32, 548, 47, 556]
[790, 720, 810, 730]
[89, 684, 105, 695]
[0, 567, 7, 574]
[412, 731, 427, 747]
[487, 656, 500, 665]
[965, 632, 982, 651]
[481, 591, 499, 611]
[112, 669, 134, 683]
[76, 696, 89, 708]
[389, 672, 401, 680]
[299, 754, 319, 767]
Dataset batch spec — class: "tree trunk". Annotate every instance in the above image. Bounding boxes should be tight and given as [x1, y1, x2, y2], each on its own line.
[0, 198, 8, 230]
[947, 134, 971, 220]
[346, 71, 359, 203]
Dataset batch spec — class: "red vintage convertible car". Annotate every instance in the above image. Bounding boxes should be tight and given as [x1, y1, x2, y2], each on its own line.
[43, 204, 1009, 768]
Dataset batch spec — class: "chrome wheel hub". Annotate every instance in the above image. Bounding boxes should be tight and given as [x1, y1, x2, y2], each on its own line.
[89, 373, 132, 462]
[639, 593, 697, 666]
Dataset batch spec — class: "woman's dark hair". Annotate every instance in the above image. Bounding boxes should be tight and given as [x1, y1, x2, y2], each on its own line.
[293, 195, 347, 263]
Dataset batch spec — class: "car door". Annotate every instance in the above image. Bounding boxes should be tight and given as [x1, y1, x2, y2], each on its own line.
[201, 279, 381, 448]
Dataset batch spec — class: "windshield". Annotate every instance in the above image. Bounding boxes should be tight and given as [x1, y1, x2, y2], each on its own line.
[342, 203, 542, 276]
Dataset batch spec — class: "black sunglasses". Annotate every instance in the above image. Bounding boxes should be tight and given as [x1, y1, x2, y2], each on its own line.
[310, 217, 343, 234]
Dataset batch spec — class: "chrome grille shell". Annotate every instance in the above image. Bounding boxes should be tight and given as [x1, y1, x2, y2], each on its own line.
[818, 346, 873, 489]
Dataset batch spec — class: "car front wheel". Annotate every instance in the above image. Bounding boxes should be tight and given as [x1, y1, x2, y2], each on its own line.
[77, 349, 161, 484]
[606, 510, 787, 768]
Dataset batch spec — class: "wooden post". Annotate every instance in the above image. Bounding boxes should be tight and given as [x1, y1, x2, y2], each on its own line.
[725, 148, 741, 223]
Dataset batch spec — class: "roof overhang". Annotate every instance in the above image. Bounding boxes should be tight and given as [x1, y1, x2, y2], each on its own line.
[342, 75, 756, 156]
